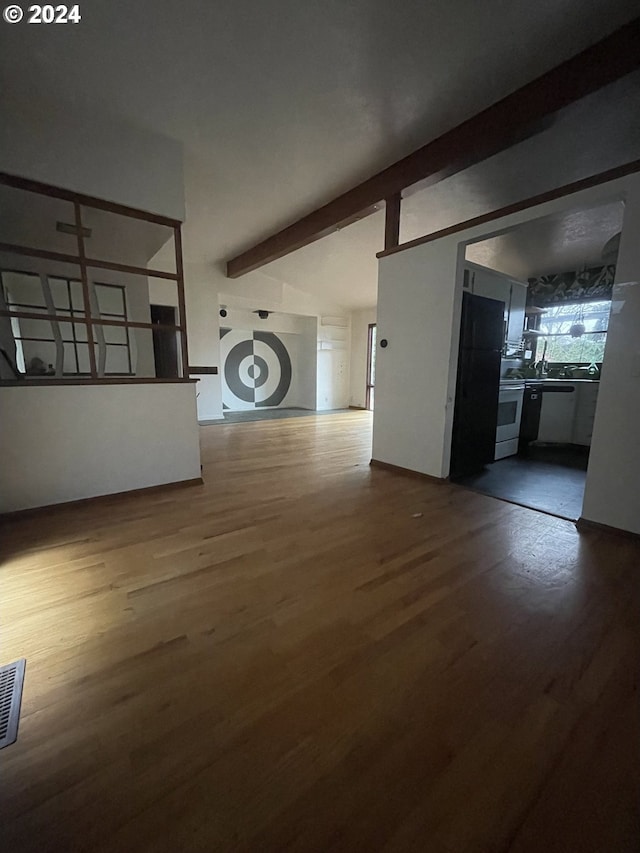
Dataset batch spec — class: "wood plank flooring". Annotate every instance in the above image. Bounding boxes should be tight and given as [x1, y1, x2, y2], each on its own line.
[1, 411, 638, 852]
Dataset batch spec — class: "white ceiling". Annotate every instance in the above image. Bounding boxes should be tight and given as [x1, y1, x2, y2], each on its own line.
[260, 73, 640, 307]
[1, 1, 639, 310]
[465, 201, 625, 280]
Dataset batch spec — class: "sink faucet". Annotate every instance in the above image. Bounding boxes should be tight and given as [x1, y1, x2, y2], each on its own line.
[534, 360, 547, 379]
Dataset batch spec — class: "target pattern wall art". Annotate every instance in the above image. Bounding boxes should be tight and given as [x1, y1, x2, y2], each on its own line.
[220, 328, 293, 410]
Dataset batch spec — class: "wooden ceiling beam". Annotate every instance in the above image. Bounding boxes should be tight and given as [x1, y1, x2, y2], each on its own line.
[226, 18, 640, 278]
[384, 193, 401, 251]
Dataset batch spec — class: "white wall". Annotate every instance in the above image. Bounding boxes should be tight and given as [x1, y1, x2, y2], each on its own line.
[0, 98, 205, 512]
[0, 313, 15, 380]
[373, 244, 462, 476]
[316, 319, 350, 410]
[89, 265, 156, 377]
[172, 259, 224, 421]
[373, 172, 640, 534]
[316, 351, 349, 410]
[148, 276, 180, 309]
[24, 77, 346, 397]
[0, 383, 201, 513]
[213, 306, 349, 413]
[582, 182, 640, 535]
[221, 307, 310, 337]
[200, 270, 351, 417]
[0, 92, 184, 221]
[217, 308, 317, 412]
[297, 319, 318, 411]
[187, 373, 221, 422]
[349, 307, 377, 408]
[188, 274, 351, 417]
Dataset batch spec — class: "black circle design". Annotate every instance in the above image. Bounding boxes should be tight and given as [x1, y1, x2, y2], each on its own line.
[221, 333, 292, 408]
[224, 339, 255, 403]
[253, 332, 292, 407]
[253, 355, 269, 389]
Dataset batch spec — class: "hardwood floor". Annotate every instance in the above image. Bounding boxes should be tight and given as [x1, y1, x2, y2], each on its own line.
[1, 410, 638, 853]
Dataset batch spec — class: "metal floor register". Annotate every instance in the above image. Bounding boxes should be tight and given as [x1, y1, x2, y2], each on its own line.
[0, 659, 26, 748]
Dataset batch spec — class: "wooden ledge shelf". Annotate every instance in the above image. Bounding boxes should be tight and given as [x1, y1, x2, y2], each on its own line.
[0, 378, 198, 387]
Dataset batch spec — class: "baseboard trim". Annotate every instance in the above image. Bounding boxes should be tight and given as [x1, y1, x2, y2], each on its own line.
[0, 477, 204, 521]
[576, 517, 640, 542]
[369, 458, 446, 484]
[349, 405, 367, 410]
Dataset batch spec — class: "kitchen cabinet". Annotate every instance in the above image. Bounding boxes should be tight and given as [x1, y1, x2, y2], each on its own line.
[466, 266, 510, 305]
[538, 386, 577, 443]
[572, 382, 600, 446]
[464, 263, 527, 351]
[535, 381, 600, 445]
[507, 282, 527, 347]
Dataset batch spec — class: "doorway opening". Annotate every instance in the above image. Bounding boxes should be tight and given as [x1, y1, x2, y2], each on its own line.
[449, 200, 624, 520]
[366, 323, 376, 410]
[150, 304, 180, 378]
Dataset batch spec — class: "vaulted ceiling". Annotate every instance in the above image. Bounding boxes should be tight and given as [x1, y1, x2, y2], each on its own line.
[465, 201, 625, 280]
[1, 1, 638, 310]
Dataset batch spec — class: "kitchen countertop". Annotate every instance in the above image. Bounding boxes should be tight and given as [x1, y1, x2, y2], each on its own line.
[499, 377, 600, 387]
[525, 378, 600, 384]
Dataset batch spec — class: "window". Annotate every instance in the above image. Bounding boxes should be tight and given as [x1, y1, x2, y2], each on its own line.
[538, 300, 610, 364]
[1, 273, 133, 376]
[0, 173, 188, 385]
[93, 283, 132, 375]
[366, 323, 376, 410]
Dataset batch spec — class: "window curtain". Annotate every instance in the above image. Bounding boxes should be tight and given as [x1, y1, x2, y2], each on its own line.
[527, 264, 615, 306]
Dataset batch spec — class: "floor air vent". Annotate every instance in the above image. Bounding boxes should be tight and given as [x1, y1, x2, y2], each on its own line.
[0, 659, 26, 749]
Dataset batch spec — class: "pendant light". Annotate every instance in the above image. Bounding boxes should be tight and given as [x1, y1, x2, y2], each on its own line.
[569, 302, 585, 338]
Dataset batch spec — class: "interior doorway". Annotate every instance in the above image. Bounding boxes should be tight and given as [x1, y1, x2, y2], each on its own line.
[366, 323, 376, 410]
[450, 200, 623, 520]
[150, 304, 179, 378]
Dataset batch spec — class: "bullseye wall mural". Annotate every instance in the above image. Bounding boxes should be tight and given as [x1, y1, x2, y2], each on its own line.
[220, 328, 293, 410]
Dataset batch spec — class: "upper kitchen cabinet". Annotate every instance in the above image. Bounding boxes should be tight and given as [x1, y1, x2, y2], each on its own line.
[463, 262, 527, 351]
[507, 281, 527, 346]
[464, 264, 509, 304]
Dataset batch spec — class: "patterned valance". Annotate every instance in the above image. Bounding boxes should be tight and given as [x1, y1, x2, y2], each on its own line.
[527, 264, 615, 306]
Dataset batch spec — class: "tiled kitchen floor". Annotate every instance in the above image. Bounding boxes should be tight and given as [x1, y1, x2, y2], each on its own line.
[454, 445, 589, 520]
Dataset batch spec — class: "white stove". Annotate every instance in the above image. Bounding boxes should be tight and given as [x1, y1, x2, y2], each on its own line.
[495, 382, 525, 460]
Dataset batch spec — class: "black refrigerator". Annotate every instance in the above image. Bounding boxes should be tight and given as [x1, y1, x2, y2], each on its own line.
[450, 292, 504, 479]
